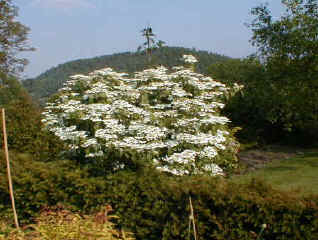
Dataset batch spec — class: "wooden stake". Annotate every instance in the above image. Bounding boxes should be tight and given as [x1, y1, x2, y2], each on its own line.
[1, 108, 19, 229]
[189, 196, 198, 240]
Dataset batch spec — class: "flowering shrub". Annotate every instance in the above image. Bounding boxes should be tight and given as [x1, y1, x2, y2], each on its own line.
[42, 55, 239, 175]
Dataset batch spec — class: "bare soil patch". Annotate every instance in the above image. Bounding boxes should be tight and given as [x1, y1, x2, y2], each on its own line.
[237, 145, 304, 173]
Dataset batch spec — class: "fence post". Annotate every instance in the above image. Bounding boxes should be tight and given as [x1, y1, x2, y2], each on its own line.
[1, 108, 19, 229]
[188, 195, 197, 240]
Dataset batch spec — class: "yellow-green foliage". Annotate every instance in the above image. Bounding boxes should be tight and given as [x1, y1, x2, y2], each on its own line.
[0, 207, 134, 240]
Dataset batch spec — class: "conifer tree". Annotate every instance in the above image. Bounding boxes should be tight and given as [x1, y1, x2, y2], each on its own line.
[138, 26, 165, 63]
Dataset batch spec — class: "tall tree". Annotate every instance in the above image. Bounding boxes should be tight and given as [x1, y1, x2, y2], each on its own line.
[138, 26, 165, 63]
[0, 0, 34, 77]
[247, 0, 318, 142]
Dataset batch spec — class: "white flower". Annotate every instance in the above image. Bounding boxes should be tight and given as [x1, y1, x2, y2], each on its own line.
[182, 55, 198, 64]
[201, 163, 224, 176]
[81, 138, 98, 148]
[42, 57, 238, 175]
[199, 146, 218, 159]
[163, 150, 197, 165]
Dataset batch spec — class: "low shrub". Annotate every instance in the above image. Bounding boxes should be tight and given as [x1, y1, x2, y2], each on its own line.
[1, 154, 317, 240]
[95, 171, 318, 240]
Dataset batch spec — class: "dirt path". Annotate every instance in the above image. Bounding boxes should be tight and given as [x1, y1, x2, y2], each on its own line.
[237, 145, 304, 173]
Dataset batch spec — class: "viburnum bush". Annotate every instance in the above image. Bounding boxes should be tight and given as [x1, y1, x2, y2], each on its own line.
[42, 55, 239, 176]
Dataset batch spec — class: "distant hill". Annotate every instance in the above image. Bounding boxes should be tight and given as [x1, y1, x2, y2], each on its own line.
[22, 47, 231, 104]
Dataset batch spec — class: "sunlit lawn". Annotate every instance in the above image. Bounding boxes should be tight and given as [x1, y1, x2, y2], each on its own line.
[231, 151, 318, 196]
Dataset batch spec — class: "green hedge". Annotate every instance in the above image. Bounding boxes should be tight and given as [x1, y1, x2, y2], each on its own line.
[0, 153, 317, 239]
[97, 172, 318, 240]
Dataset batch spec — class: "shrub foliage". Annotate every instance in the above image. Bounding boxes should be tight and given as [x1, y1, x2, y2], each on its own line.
[0, 154, 317, 240]
[0, 74, 65, 160]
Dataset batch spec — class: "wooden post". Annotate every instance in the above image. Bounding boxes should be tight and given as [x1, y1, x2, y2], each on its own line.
[189, 196, 197, 240]
[1, 108, 19, 229]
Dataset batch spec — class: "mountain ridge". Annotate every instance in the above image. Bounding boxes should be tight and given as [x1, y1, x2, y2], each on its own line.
[22, 46, 231, 104]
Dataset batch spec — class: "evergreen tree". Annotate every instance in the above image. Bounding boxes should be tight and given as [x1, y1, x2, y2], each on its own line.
[139, 26, 165, 63]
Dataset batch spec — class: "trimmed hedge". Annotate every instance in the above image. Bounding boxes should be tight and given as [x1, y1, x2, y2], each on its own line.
[96, 171, 318, 240]
[0, 153, 317, 239]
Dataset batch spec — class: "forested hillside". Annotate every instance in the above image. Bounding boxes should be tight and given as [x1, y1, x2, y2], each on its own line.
[22, 47, 230, 104]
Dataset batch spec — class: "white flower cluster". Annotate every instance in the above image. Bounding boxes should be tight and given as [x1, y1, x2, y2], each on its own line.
[182, 54, 198, 64]
[42, 55, 238, 176]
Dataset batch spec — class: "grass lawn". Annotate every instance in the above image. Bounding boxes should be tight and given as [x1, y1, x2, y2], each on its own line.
[231, 151, 318, 196]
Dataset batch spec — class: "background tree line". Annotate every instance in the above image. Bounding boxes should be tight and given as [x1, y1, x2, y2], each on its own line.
[209, 0, 318, 145]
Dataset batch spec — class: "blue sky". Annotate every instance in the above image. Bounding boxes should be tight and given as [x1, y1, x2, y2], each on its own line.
[15, 0, 285, 78]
